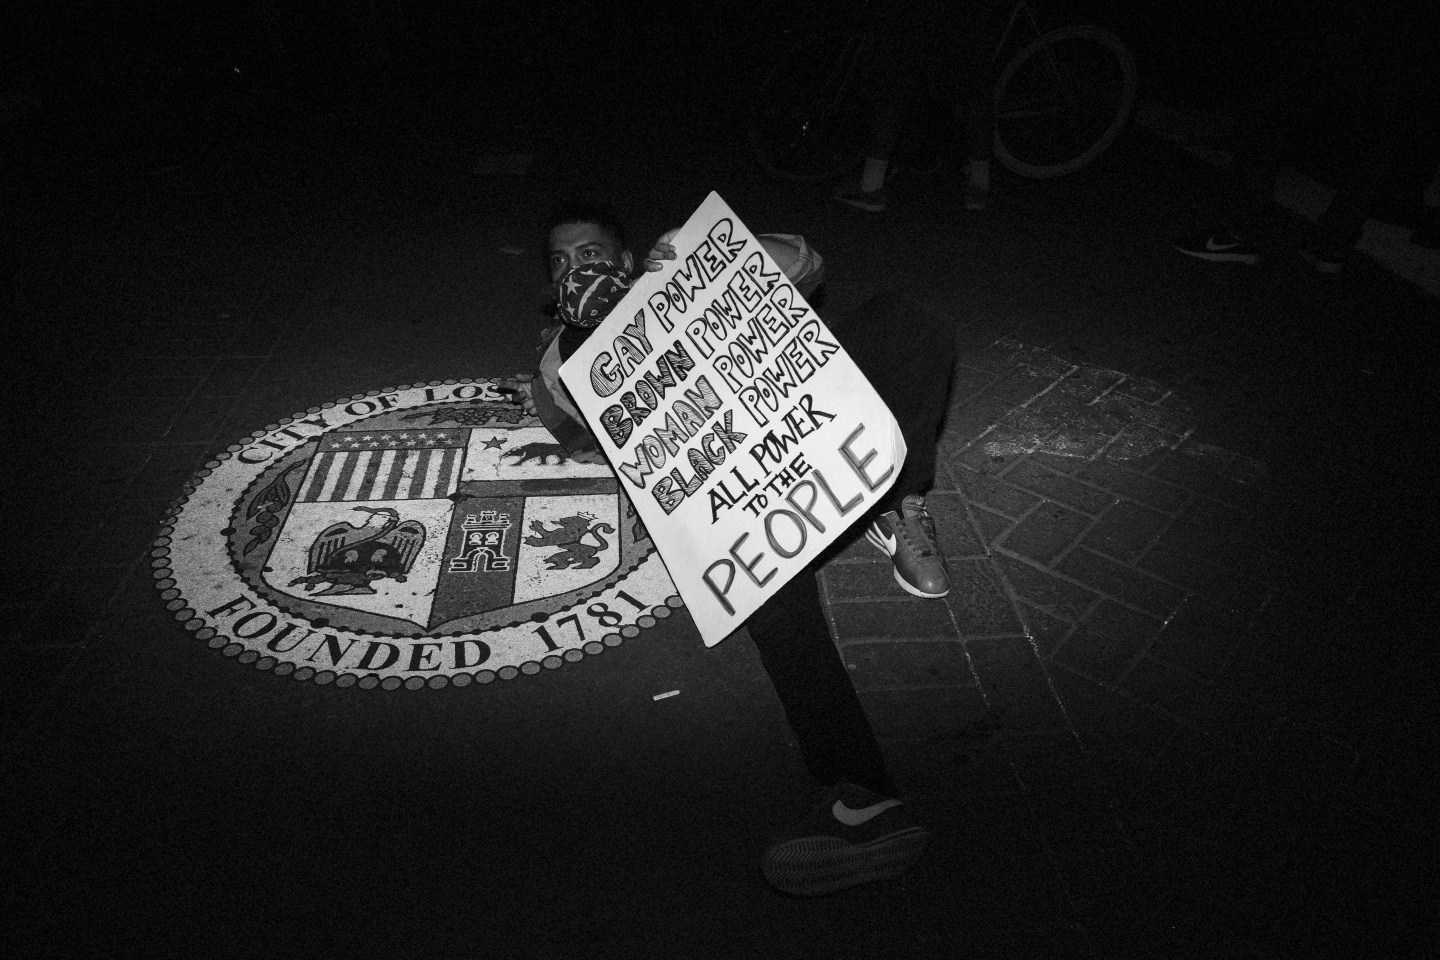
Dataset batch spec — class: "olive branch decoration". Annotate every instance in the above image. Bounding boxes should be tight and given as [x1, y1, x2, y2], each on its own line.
[243, 462, 306, 555]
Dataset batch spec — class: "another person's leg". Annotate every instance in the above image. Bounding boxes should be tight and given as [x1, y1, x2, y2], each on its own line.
[1172, 90, 1285, 264]
[747, 286, 954, 785]
[945, 0, 1002, 210]
[1172, 6, 1310, 264]
[755, 289, 953, 895]
[836, 0, 936, 212]
[1304, 125, 1388, 273]
[1304, 68, 1438, 271]
[746, 561, 894, 797]
[750, 557, 932, 897]
[825, 290, 955, 597]
[750, 512, 936, 899]
[824, 291, 952, 507]
[838, 66, 920, 211]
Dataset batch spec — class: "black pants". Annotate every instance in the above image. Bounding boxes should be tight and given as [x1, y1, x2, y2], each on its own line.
[746, 291, 955, 796]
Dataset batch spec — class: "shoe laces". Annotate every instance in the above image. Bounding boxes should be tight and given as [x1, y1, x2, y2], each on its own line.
[896, 498, 938, 558]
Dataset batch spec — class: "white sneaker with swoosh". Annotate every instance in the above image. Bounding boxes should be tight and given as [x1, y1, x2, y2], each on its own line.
[867, 526, 898, 553]
[763, 783, 932, 897]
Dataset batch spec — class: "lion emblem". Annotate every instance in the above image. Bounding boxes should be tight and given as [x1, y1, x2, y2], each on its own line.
[523, 513, 615, 570]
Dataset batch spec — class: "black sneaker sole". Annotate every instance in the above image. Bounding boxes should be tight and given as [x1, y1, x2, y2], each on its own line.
[1174, 244, 1260, 264]
[762, 827, 933, 897]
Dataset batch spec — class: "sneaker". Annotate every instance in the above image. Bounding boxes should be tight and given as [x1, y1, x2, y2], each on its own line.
[1173, 224, 1260, 264]
[835, 182, 889, 212]
[1300, 241, 1349, 273]
[865, 494, 949, 598]
[762, 783, 933, 897]
[963, 182, 990, 210]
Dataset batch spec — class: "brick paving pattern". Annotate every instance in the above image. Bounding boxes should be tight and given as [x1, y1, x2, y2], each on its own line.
[812, 309, 1432, 954]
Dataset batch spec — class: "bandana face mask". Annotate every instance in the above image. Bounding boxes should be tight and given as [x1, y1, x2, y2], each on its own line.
[555, 260, 634, 330]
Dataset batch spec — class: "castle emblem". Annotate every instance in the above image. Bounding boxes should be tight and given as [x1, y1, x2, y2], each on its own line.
[449, 511, 513, 573]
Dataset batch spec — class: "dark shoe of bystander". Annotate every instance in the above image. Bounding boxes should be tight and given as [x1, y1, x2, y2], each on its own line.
[1173, 223, 1261, 264]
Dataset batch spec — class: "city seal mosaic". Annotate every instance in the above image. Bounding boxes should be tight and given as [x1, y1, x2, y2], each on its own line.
[155, 380, 682, 690]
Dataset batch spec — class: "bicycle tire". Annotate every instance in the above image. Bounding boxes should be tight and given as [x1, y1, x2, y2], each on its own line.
[992, 25, 1137, 178]
[748, 32, 869, 183]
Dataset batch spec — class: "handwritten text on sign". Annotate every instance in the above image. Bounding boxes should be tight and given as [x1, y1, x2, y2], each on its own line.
[561, 193, 904, 646]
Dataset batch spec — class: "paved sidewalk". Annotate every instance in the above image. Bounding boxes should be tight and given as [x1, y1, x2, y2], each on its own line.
[3, 92, 1433, 960]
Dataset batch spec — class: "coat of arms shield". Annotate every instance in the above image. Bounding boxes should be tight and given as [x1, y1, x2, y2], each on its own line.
[234, 397, 649, 636]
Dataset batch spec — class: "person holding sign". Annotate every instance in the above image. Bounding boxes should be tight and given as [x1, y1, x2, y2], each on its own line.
[500, 200, 956, 897]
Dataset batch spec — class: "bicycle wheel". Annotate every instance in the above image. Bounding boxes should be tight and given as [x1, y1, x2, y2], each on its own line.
[992, 25, 1137, 178]
[748, 32, 869, 182]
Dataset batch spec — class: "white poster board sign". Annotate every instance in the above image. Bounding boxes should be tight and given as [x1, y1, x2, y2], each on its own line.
[560, 192, 905, 646]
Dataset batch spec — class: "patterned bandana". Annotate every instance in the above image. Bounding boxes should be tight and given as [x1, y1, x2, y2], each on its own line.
[555, 261, 634, 330]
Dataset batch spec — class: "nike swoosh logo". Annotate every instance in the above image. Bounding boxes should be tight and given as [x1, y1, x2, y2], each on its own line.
[1205, 238, 1239, 251]
[869, 529, 897, 551]
[832, 798, 902, 826]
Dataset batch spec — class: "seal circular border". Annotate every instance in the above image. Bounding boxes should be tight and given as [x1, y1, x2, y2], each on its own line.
[155, 379, 686, 689]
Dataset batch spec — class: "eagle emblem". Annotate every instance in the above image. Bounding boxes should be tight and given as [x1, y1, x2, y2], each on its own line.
[289, 506, 427, 596]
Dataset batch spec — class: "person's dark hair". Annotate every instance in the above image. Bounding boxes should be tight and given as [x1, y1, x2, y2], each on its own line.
[543, 199, 629, 262]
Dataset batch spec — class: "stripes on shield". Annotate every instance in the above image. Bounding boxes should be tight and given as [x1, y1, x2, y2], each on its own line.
[299, 446, 465, 502]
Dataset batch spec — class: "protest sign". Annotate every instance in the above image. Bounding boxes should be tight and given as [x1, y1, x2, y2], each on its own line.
[560, 192, 905, 646]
